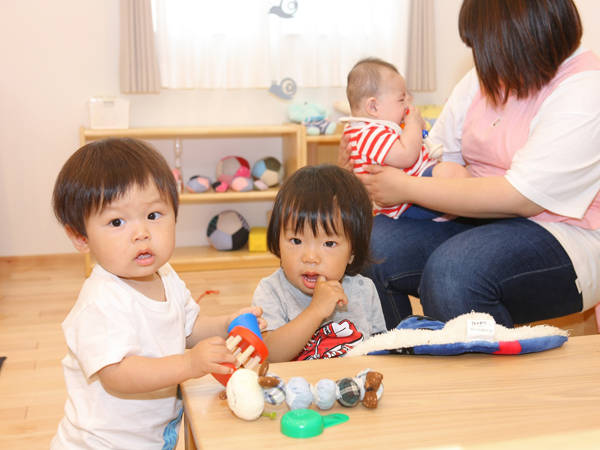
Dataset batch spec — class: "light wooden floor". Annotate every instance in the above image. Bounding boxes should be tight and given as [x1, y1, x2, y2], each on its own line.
[0, 254, 595, 449]
[0, 254, 275, 450]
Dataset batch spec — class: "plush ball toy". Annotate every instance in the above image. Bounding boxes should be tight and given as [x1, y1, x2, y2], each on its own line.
[287, 102, 336, 136]
[216, 156, 251, 185]
[230, 176, 253, 192]
[285, 377, 315, 410]
[314, 379, 337, 410]
[253, 180, 269, 191]
[335, 377, 361, 407]
[212, 180, 228, 193]
[252, 157, 284, 187]
[186, 175, 211, 193]
[226, 369, 265, 421]
[207, 210, 250, 251]
[262, 373, 287, 406]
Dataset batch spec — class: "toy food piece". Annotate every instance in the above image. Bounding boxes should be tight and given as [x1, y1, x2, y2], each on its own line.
[281, 409, 349, 439]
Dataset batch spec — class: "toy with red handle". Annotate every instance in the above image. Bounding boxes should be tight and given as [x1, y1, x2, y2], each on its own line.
[212, 313, 269, 386]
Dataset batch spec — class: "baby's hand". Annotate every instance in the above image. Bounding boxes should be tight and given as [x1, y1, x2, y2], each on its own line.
[184, 336, 237, 379]
[403, 105, 427, 130]
[309, 275, 348, 319]
[226, 306, 267, 332]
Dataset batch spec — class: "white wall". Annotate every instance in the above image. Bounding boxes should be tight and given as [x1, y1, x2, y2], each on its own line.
[1, 0, 599, 257]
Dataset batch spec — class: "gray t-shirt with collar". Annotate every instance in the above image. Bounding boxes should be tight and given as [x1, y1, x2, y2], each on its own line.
[252, 268, 387, 359]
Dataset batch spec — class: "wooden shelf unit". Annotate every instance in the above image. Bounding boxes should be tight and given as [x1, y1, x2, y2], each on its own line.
[304, 124, 344, 166]
[79, 125, 306, 276]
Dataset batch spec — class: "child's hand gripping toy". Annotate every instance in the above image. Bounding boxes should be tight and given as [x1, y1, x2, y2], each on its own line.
[401, 109, 443, 160]
[212, 313, 269, 387]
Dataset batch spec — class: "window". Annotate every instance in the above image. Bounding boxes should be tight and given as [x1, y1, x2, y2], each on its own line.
[153, 0, 410, 90]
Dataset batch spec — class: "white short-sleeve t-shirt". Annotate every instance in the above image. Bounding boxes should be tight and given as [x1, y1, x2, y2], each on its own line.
[429, 47, 600, 311]
[51, 263, 200, 449]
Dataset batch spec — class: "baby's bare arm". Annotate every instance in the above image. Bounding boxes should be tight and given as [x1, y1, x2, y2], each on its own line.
[97, 336, 236, 394]
[383, 106, 426, 169]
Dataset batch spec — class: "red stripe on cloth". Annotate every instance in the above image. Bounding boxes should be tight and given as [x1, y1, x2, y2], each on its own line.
[372, 133, 395, 164]
[493, 341, 522, 354]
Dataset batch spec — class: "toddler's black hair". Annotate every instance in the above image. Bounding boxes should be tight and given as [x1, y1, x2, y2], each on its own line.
[52, 137, 178, 238]
[267, 163, 373, 276]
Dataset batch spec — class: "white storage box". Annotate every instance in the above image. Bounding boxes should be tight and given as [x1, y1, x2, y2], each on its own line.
[88, 97, 130, 130]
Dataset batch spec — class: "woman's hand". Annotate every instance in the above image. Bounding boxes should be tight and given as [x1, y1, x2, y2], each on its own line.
[338, 133, 354, 172]
[357, 164, 410, 207]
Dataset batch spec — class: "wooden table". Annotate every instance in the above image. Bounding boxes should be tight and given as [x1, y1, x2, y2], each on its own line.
[181, 335, 600, 449]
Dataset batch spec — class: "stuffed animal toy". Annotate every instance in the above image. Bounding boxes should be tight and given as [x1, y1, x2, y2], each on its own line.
[346, 312, 569, 357]
[288, 102, 336, 136]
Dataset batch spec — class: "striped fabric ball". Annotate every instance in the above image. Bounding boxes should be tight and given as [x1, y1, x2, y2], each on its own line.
[261, 374, 286, 406]
[336, 377, 361, 407]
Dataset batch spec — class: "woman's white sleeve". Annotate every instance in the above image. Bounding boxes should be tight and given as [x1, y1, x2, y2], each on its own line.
[505, 70, 600, 219]
[428, 68, 480, 166]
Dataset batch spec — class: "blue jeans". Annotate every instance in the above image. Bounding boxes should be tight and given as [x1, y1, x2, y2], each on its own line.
[400, 165, 445, 220]
[363, 216, 583, 329]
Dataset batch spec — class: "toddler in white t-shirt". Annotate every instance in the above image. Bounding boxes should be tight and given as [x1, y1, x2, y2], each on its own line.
[50, 137, 265, 449]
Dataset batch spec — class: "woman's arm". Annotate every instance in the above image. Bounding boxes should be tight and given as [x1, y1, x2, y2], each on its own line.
[358, 164, 545, 218]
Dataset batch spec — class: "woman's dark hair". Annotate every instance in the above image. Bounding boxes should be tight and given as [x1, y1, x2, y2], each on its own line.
[459, 0, 582, 106]
[267, 163, 373, 276]
[52, 137, 179, 238]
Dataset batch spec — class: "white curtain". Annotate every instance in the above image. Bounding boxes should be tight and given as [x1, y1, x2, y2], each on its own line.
[406, 0, 436, 92]
[120, 0, 160, 94]
[154, 0, 411, 90]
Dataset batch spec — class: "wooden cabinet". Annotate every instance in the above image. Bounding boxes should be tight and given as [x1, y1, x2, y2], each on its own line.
[305, 124, 344, 166]
[79, 125, 306, 276]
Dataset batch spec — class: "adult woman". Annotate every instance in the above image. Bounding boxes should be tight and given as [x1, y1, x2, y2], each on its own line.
[340, 0, 600, 330]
